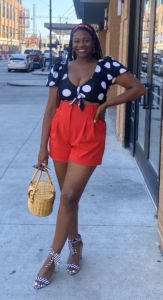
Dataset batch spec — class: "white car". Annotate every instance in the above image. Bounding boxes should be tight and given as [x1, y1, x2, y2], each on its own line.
[8, 54, 34, 72]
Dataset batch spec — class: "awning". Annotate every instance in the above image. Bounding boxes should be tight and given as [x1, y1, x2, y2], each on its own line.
[73, 0, 109, 27]
[44, 23, 79, 35]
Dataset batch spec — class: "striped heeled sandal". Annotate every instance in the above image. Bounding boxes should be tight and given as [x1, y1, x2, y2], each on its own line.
[66, 234, 83, 275]
[34, 249, 60, 289]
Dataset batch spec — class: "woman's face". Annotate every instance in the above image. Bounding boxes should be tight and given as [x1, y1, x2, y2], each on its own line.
[72, 30, 94, 59]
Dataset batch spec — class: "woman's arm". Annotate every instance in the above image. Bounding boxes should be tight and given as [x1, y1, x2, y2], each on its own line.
[94, 72, 145, 121]
[37, 87, 59, 167]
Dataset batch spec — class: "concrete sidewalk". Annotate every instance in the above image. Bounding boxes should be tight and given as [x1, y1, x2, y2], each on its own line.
[7, 69, 48, 87]
[0, 81, 163, 300]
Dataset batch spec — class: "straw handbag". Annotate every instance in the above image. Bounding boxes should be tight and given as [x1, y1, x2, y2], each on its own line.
[28, 168, 55, 217]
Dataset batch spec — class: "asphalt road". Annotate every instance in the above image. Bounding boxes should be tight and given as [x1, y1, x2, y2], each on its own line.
[0, 60, 47, 87]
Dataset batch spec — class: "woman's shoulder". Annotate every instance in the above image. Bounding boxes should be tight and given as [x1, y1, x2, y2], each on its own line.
[52, 59, 67, 72]
[98, 56, 119, 65]
[98, 56, 128, 73]
[46, 60, 67, 87]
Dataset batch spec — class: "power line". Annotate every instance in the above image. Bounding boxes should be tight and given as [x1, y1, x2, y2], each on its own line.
[62, 5, 74, 17]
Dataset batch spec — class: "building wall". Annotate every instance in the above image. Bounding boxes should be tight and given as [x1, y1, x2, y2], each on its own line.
[116, 0, 130, 145]
[158, 121, 163, 250]
[0, 0, 26, 55]
[107, 0, 121, 101]
[107, 0, 130, 145]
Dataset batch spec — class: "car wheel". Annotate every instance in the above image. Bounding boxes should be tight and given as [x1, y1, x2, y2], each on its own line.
[8, 69, 11, 72]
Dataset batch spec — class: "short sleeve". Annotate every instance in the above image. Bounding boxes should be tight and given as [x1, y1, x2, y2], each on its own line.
[103, 56, 128, 85]
[46, 62, 63, 87]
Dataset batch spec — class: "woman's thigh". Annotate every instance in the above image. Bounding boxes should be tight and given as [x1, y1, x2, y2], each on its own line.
[53, 161, 68, 190]
[61, 162, 96, 201]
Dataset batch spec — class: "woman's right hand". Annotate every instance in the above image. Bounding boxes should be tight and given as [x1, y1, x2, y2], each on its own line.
[35, 148, 49, 169]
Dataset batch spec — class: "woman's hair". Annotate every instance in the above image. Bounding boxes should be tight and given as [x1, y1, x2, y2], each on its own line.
[66, 23, 103, 61]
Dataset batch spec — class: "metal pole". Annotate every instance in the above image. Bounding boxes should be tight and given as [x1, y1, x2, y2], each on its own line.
[49, 0, 53, 68]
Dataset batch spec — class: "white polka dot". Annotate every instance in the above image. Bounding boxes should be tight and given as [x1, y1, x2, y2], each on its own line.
[82, 85, 91, 93]
[98, 93, 105, 101]
[77, 86, 80, 93]
[104, 62, 111, 68]
[95, 65, 101, 73]
[59, 66, 62, 70]
[113, 61, 120, 67]
[80, 93, 85, 98]
[50, 68, 53, 74]
[112, 78, 116, 84]
[53, 71, 58, 78]
[101, 81, 107, 89]
[98, 59, 104, 62]
[62, 74, 67, 80]
[119, 68, 127, 74]
[49, 81, 55, 86]
[62, 89, 71, 97]
[107, 74, 113, 81]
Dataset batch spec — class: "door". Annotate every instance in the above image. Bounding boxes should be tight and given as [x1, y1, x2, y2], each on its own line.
[135, 0, 163, 206]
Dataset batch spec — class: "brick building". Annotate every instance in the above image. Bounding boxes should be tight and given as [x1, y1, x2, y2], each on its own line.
[0, 0, 28, 58]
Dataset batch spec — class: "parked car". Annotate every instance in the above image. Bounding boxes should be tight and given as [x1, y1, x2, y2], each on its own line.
[153, 57, 163, 76]
[8, 54, 34, 72]
[24, 48, 34, 55]
[28, 50, 44, 69]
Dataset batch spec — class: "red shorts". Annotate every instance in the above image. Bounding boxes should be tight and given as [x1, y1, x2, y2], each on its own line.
[49, 100, 106, 166]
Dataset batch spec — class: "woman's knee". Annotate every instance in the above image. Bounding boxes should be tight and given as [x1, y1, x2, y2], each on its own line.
[60, 191, 79, 213]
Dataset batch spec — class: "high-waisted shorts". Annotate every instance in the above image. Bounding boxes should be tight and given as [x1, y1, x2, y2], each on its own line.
[49, 100, 106, 166]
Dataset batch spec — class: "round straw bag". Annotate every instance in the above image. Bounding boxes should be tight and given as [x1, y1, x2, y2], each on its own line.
[28, 168, 55, 217]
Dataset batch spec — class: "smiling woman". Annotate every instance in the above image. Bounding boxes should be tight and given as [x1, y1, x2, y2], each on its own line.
[33, 23, 145, 290]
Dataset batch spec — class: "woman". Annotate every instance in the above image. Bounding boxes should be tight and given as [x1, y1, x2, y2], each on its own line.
[34, 23, 145, 289]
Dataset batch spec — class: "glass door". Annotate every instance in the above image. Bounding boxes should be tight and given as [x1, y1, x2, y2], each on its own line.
[135, 0, 163, 206]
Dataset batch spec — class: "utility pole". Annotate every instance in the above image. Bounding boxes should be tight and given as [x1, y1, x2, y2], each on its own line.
[49, 0, 53, 68]
[33, 4, 36, 35]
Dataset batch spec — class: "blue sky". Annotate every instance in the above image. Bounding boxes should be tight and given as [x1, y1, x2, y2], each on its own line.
[22, 0, 81, 36]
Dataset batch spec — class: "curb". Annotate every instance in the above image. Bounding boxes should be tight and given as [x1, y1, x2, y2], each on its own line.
[32, 71, 49, 76]
[7, 81, 46, 87]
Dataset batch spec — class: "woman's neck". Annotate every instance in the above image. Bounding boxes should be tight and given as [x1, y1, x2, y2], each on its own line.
[75, 56, 96, 64]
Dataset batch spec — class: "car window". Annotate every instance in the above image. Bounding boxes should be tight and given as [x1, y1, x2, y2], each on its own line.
[10, 57, 25, 61]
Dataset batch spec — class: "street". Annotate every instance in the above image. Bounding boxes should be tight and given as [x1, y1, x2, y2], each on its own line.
[0, 60, 47, 87]
[1, 63, 163, 300]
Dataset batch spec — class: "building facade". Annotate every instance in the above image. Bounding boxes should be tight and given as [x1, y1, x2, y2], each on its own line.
[0, 0, 28, 57]
[74, 0, 163, 250]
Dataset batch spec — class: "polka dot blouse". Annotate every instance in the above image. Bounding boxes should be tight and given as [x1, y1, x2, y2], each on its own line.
[46, 56, 128, 110]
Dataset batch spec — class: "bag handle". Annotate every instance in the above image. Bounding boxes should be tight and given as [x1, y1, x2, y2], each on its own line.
[31, 168, 54, 195]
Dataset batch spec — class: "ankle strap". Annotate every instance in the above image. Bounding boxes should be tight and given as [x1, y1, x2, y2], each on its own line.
[68, 234, 82, 256]
[49, 249, 61, 265]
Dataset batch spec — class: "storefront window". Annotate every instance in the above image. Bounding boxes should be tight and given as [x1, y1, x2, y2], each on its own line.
[149, 0, 163, 173]
[138, 0, 151, 150]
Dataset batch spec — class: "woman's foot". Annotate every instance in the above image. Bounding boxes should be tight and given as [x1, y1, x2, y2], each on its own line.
[34, 249, 60, 289]
[66, 234, 83, 275]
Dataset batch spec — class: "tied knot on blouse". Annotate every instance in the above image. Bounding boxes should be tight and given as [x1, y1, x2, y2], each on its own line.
[70, 87, 86, 111]
[46, 57, 128, 110]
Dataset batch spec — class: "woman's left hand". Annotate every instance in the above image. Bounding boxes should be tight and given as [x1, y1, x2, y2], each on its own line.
[94, 103, 107, 122]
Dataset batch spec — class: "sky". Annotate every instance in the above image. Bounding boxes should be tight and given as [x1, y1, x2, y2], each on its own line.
[22, 0, 81, 36]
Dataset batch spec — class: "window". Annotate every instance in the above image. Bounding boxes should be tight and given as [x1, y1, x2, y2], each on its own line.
[6, 2, 9, 19]
[3, 0, 5, 18]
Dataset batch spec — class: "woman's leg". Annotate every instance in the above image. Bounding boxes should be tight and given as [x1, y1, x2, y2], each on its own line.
[51, 162, 96, 252]
[53, 161, 78, 239]
[35, 161, 96, 284]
